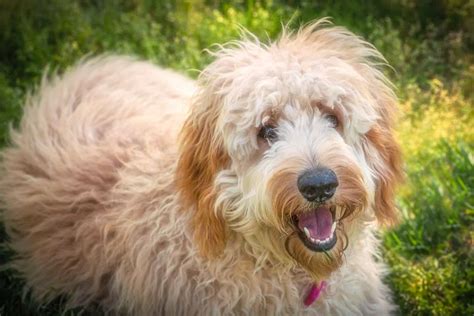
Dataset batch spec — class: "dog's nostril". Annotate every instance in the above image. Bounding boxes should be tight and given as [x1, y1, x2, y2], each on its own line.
[297, 168, 338, 202]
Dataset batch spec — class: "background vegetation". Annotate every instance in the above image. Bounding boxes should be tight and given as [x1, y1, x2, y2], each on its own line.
[0, 0, 472, 315]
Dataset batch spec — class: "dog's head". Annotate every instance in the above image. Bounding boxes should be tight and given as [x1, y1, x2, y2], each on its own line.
[177, 20, 403, 280]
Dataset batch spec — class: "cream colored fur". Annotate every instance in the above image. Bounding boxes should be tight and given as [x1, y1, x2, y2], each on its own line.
[0, 20, 401, 315]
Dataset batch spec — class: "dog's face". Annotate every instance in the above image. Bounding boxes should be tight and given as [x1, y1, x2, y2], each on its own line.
[177, 21, 403, 280]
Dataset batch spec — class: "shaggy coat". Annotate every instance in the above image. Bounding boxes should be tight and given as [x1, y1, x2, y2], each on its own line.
[0, 20, 403, 315]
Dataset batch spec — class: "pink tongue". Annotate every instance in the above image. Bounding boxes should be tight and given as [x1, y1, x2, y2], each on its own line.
[297, 207, 333, 240]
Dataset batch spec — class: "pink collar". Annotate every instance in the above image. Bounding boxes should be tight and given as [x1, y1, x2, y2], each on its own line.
[304, 281, 327, 306]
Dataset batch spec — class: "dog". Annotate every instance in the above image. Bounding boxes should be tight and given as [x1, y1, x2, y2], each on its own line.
[0, 19, 403, 315]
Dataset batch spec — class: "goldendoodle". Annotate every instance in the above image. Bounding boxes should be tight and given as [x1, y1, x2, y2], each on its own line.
[0, 19, 403, 314]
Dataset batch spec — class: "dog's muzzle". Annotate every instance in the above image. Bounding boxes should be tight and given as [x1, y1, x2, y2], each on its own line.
[293, 168, 339, 252]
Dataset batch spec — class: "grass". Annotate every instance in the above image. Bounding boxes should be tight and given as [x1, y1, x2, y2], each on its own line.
[0, 0, 472, 315]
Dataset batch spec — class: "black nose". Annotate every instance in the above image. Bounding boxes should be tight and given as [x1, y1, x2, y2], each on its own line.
[297, 168, 338, 202]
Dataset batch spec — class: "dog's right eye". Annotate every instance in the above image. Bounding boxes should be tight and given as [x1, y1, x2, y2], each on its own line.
[258, 125, 278, 143]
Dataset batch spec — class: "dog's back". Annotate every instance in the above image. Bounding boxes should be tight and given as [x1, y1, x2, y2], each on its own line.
[0, 56, 195, 311]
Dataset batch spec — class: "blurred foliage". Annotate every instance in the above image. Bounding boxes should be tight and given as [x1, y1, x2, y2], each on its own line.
[0, 0, 472, 315]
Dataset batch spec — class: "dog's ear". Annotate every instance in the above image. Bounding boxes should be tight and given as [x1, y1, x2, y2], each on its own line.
[176, 93, 229, 258]
[366, 97, 404, 226]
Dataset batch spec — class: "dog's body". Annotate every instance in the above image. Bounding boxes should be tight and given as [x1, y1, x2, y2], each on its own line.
[0, 21, 402, 315]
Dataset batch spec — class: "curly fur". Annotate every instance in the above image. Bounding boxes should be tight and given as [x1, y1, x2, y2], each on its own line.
[0, 20, 403, 315]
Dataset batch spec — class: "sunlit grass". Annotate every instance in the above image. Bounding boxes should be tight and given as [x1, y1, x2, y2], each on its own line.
[382, 72, 473, 314]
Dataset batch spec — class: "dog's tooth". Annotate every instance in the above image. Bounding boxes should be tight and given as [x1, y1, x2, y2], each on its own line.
[331, 222, 337, 234]
[310, 237, 316, 243]
[304, 227, 311, 239]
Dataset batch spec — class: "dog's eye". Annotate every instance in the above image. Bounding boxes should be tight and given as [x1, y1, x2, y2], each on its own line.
[258, 125, 278, 142]
[326, 114, 339, 128]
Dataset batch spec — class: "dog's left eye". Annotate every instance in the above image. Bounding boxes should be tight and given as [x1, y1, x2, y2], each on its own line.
[258, 125, 278, 142]
[325, 114, 339, 128]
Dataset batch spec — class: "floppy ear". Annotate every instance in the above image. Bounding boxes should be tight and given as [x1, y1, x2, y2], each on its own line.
[176, 93, 229, 258]
[366, 96, 404, 226]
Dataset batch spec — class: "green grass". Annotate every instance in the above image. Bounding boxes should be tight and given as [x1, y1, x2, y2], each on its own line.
[385, 140, 473, 315]
[0, 0, 472, 315]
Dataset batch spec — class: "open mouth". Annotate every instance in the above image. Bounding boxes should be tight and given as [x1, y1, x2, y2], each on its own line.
[293, 206, 337, 252]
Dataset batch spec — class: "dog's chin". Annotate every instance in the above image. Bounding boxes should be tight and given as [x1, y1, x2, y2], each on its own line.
[292, 206, 338, 252]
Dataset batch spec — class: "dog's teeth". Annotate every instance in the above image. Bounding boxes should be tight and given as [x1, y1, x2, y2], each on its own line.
[310, 237, 316, 243]
[303, 227, 311, 239]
